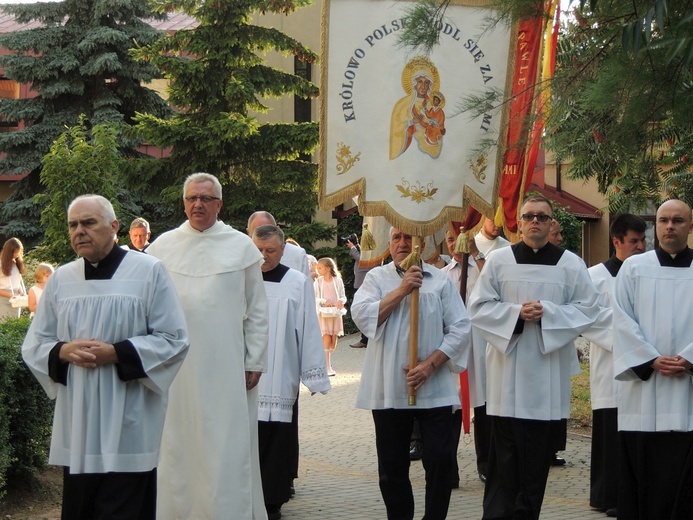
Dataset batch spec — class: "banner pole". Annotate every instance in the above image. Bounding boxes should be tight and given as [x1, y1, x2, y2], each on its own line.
[408, 237, 421, 406]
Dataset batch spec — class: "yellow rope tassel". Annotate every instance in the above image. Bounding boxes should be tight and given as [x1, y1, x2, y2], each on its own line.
[454, 230, 469, 254]
[399, 245, 421, 271]
[360, 224, 376, 251]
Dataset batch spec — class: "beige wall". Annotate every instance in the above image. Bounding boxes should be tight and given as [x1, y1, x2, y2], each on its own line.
[543, 159, 610, 266]
[252, 1, 322, 125]
[253, 2, 338, 249]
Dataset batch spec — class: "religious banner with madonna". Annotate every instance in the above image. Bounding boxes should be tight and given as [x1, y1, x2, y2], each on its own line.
[319, 0, 516, 236]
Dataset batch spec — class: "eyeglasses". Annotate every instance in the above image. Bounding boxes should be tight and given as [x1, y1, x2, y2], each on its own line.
[520, 213, 552, 223]
[184, 196, 220, 204]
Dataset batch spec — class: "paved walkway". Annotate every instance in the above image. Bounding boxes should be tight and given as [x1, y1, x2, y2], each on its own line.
[281, 333, 604, 520]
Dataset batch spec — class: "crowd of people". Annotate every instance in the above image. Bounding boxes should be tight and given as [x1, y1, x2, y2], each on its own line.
[9, 178, 693, 520]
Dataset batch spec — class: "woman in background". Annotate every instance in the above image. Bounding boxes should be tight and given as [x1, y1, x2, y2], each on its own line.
[0, 237, 27, 318]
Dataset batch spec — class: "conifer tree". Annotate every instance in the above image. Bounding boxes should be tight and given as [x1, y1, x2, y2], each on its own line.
[0, 0, 170, 245]
[545, 0, 692, 212]
[132, 0, 325, 241]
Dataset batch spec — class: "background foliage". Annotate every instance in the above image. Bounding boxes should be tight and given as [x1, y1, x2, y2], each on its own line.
[0, 317, 54, 499]
[0, 0, 170, 248]
[131, 0, 328, 245]
[552, 201, 582, 254]
[546, 0, 692, 213]
[35, 121, 124, 264]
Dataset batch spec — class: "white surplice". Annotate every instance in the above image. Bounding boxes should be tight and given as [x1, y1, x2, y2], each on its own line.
[258, 267, 330, 423]
[352, 262, 471, 410]
[584, 263, 618, 410]
[282, 242, 311, 279]
[22, 252, 189, 474]
[442, 234, 511, 407]
[469, 246, 599, 420]
[147, 220, 269, 520]
[474, 232, 510, 257]
[613, 251, 693, 432]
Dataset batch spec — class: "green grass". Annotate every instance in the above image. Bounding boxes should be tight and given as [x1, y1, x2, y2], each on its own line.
[570, 361, 592, 431]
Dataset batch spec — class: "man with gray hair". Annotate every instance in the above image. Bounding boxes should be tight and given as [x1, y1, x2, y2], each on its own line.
[148, 173, 269, 519]
[251, 224, 330, 519]
[352, 227, 471, 520]
[247, 210, 311, 279]
[22, 194, 189, 519]
[247, 209, 311, 497]
[129, 217, 151, 252]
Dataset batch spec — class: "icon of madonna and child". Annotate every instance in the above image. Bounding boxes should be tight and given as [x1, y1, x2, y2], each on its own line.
[389, 56, 447, 160]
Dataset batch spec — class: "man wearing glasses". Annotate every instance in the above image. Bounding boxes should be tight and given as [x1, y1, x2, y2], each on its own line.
[469, 194, 599, 520]
[147, 172, 270, 519]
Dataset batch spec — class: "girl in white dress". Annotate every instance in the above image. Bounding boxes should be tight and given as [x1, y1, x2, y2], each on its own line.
[314, 257, 346, 376]
[28, 263, 54, 318]
[0, 237, 27, 319]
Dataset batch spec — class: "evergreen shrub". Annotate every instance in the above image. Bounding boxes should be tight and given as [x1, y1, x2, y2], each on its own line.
[0, 317, 53, 500]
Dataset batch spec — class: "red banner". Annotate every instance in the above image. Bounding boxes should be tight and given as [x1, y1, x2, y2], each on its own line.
[526, 1, 560, 199]
[497, 14, 545, 233]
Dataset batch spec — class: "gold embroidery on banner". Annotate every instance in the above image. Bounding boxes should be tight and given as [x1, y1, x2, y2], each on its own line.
[470, 154, 487, 183]
[335, 142, 361, 175]
[396, 178, 438, 203]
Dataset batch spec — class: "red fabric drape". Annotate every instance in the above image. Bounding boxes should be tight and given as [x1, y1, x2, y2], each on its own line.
[525, 2, 561, 192]
[497, 13, 545, 233]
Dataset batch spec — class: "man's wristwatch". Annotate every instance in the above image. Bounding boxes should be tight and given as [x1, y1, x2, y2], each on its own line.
[473, 252, 485, 261]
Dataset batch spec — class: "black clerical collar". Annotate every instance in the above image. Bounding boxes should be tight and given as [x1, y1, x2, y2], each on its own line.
[262, 263, 289, 282]
[512, 241, 565, 265]
[655, 246, 693, 267]
[83, 245, 127, 280]
[602, 255, 623, 277]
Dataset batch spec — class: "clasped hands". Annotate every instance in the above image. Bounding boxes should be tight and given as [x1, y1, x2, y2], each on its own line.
[520, 300, 543, 322]
[651, 355, 693, 377]
[59, 339, 117, 368]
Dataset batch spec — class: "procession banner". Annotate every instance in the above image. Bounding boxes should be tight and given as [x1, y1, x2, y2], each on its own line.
[319, 0, 515, 236]
[496, 7, 547, 233]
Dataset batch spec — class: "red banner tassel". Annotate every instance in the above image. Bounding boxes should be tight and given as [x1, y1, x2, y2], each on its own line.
[459, 370, 471, 434]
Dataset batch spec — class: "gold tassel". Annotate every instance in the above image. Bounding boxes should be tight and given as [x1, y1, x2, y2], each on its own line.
[454, 230, 469, 254]
[360, 224, 376, 251]
[494, 205, 504, 227]
[399, 245, 421, 271]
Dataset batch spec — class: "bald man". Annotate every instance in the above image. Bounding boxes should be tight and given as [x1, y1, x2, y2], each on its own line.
[612, 199, 693, 519]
